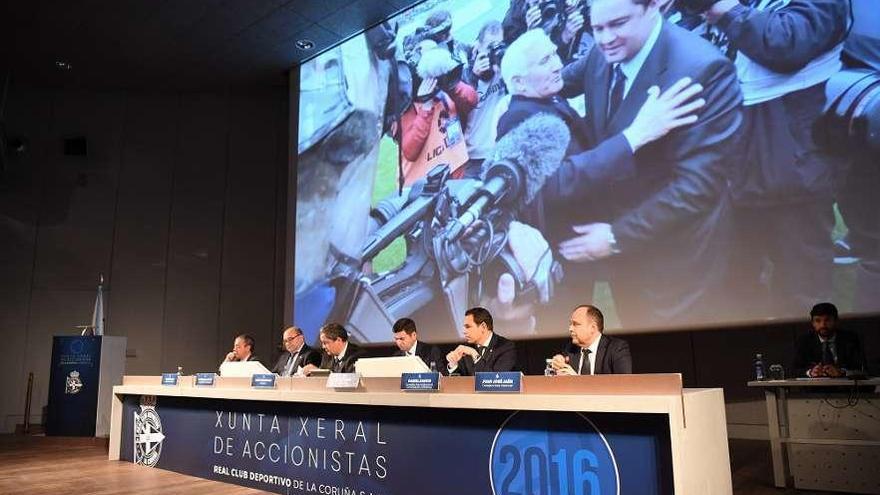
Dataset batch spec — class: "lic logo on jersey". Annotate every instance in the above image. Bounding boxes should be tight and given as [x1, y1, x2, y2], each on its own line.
[490, 411, 619, 495]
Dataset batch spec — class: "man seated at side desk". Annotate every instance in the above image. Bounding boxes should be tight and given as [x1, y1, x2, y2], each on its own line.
[302, 323, 367, 375]
[271, 326, 321, 376]
[551, 305, 632, 375]
[391, 317, 446, 373]
[793, 302, 868, 378]
[446, 307, 517, 375]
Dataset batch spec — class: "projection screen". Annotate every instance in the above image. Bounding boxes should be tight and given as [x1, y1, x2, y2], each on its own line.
[289, 0, 880, 345]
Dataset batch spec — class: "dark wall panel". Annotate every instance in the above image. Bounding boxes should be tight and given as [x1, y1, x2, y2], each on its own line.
[0, 88, 49, 430]
[161, 93, 228, 374]
[32, 91, 124, 290]
[109, 93, 178, 376]
[216, 92, 284, 362]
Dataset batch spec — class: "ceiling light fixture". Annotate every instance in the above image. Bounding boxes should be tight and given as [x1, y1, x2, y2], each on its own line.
[295, 39, 315, 50]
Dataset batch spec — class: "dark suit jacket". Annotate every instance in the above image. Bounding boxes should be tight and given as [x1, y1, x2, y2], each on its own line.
[713, 0, 848, 205]
[559, 19, 743, 326]
[393, 341, 446, 373]
[566, 335, 632, 375]
[319, 342, 367, 373]
[455, 333, 517, 376]
[271, 344, 322, 376]
[792, 329, 867, 377]
[497, 94, 637, 244]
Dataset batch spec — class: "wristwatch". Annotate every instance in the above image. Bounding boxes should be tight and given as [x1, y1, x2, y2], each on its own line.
[608, 229, 621, 255]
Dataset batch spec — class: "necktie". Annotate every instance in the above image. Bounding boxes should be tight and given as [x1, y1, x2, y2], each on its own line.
[283, 355, 294, 376]
[579, 348, 593, 375]
[822, 341, 835, 365]
[333, 357, 342, 372]
[477, 345, 487, 361]
[288, 352, 300, 376]
[607, 64, 626, 122]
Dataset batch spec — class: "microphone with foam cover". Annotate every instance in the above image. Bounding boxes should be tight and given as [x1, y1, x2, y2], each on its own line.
[490, 112, 571, 206]
[444, 113, 572, 241]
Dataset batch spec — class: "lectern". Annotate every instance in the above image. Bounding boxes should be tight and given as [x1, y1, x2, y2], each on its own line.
[46, 335, 126, 437]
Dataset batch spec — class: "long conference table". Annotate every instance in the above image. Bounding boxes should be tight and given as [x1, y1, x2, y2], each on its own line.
[109, 374, 732, 494]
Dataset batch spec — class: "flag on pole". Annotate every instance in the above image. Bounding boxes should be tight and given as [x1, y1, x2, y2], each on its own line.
[91, 274, 105, 336]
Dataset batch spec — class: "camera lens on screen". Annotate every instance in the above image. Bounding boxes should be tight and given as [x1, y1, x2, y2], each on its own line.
[436, 64, 464, 92]
[815, 69, 880, 153]
[488, 41, 507, 68]
[539, 0, 559, 21]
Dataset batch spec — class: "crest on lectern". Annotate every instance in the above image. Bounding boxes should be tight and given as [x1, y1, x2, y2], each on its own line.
[64, 370, 82, 395]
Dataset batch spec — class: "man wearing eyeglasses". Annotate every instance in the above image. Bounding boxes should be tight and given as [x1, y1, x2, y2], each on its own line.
[271, 326, 321, 377]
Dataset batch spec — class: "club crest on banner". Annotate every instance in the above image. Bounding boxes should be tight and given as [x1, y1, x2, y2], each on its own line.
[134, 395, 165, 468]
[64, 370, 83, 395]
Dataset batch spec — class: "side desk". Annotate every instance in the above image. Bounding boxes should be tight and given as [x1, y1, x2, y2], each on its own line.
[748, 378, 880, 494]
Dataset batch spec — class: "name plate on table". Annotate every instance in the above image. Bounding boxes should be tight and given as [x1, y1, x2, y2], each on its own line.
[251, 374, 276, 389]
[161, 373, 179, 386]
[194, 373, 216, 386]
[475, 372, 523, 393]
[326, 372, 361, 389]
[401, 372, 440, 391]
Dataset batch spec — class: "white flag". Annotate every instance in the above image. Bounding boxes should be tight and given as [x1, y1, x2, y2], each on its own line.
[91, 276, 105, 336]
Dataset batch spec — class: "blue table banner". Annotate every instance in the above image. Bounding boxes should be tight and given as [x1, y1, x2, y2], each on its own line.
[475, 372, 522, 392]
[400, 372, 440, 391]
[161, 373, 179, 386]
[251, 374, 276, 389]
[120, 395, 674, 494]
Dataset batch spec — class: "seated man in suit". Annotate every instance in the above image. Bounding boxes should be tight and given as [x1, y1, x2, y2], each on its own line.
[222, 333, 261, 364]
[303, 323, 366, 375]
[391, 317, 445, 372]
[793, 302, 867, 378]
[271, 326, 321, 377]
[551, 305, 632, 374]
[446, 307, 517, 375]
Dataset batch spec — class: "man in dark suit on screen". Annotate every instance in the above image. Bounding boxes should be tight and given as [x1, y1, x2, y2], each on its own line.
[793, 302, 867, 378]
[303, 323, 367, 375]
[551, 305, 632, 374]
[271, 326, 322, 376]
[391, 317, 445, 372]
[556, 0, 743, 327]
[446, 307, 517, 375]
[497, 28, 707, 245]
